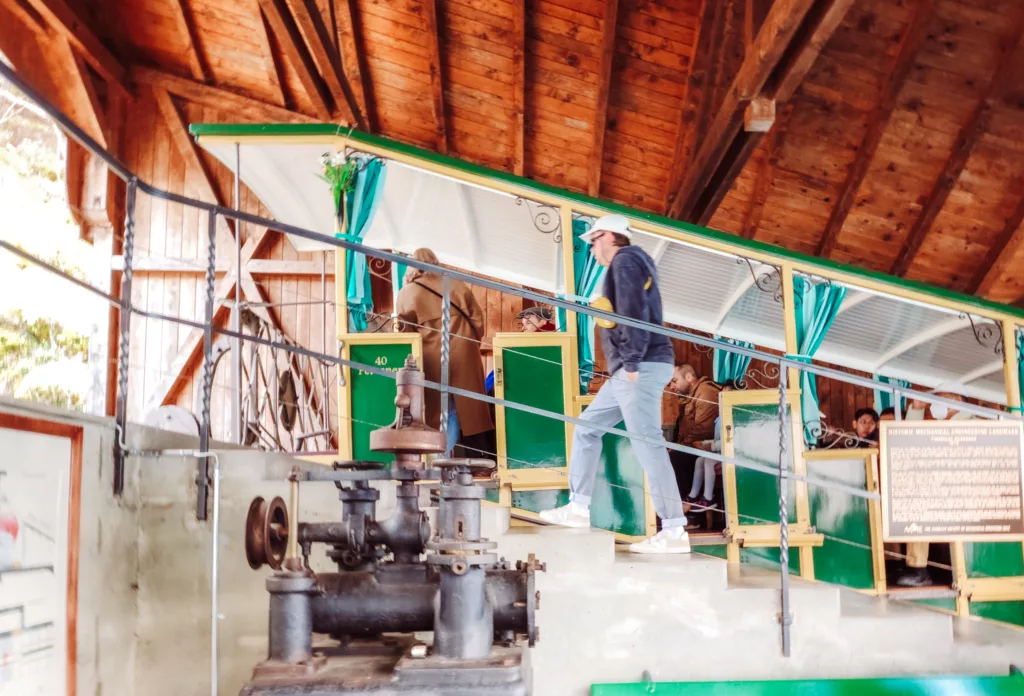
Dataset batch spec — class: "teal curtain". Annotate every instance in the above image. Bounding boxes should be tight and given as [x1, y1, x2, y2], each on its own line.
[1016, 329, 1023, 414]
[873, 374, 909, 415]
[792, 277, 846, 443]
[713, 338, 752, 384]
[568, 219, 607, 394]
[337, 157, 387, 332]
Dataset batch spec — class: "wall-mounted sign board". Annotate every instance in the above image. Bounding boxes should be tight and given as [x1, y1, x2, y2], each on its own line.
[879, 420, 1024, 542]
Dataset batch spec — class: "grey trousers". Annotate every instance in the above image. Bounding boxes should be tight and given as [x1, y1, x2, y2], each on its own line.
[568, 362, 686, 528]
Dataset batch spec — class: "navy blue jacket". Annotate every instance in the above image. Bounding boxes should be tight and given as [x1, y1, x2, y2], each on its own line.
[598, 245, 674, 375]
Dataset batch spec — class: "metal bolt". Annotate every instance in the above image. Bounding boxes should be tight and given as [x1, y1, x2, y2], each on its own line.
[410, 644, 428, 659]
[535, 590, 541, 609]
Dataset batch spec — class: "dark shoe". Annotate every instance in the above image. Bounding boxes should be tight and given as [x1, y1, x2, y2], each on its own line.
[695, 496, 717, 511]
[684, 513, 703, 531]
[683, 495, 701, 506]
[895, 567, 932, 588]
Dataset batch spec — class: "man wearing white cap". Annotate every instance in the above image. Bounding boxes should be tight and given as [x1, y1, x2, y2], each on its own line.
[539, 214, 691, 553]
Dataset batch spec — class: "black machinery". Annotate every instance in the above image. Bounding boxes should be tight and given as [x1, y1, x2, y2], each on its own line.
[241, 356, 544, 695]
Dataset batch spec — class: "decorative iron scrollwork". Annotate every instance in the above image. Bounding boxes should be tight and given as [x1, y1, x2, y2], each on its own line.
[738, 258, 782, 303]
[960, 312, 1003, 355]
[734, 364, 780, 390]
[517, 197, 561, 243]
[804, 421, 870, 450]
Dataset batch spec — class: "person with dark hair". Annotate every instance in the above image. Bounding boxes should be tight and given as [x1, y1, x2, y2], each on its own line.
[687, 382, 734, 513]
[516, 306, 556, 332]
[539, 214, 690, 554]
[879, 407, 897, 421]
[848, 407, 879, 447]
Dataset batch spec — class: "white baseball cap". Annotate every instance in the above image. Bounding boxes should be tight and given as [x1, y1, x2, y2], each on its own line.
[579, 214, 632, 244]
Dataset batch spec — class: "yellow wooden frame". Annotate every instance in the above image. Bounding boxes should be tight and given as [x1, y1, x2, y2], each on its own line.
[720, 388, 820, 568]
[804, 448, 887, 595]
[336, 332, 422, 459]
[492, 332, 574, 500]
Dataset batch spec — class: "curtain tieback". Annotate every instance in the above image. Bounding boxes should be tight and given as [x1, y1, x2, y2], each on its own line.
[334, 232, 362, 242]
[784, 353, 812, 364]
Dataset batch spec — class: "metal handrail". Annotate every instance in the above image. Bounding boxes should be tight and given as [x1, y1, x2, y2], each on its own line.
[0, 62, 1012, 423]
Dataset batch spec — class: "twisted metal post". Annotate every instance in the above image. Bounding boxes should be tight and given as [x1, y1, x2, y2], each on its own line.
[197, 209, 218, 519]
[777, 367, 792, 657]
[440, 275, 451, 455]
[113, 179, 138, 495]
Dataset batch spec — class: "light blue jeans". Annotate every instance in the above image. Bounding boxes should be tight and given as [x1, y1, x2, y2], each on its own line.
[569, 362, 686, 528]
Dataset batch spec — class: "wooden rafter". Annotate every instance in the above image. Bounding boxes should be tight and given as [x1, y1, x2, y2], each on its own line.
[169, 0, 212, 84]
[970, 189, 1024, 299]
[893, 17, 1024, 280]
[665, 0, 721, 212]
[111, 255, 336, 276]
[255, 2, 288, 107]
[1, 0, 46, 33]
[423, 0, 448, 153]
[334, 0, 375, 130]
[742, 104, 793, 238]
[46, 34, 108, 147]
[587, 0, 619, 197]
[132, 67, 317, 123]
[145, 227, 278, 411]
[668, 0, 854, 222]
[283, 0, 363, 127]
[816, 0, 936, 258]
[258, 0, 333, 120]
[22, 0, 131, 99]
[152, 86, 277, 329]
[511, 0, 526, 177]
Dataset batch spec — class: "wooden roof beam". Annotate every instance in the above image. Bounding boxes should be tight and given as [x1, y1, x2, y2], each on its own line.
[131, 67, 318, 123]
[511, 0, 526, 176]
[283, 0, 364, 128]
[588, 0, 620, 197]
[669, 0, 854, 222]
[817, 0, 937, 258]
[741, 103, 793, 237]
[169, 0, 212, 84]
[969, 183, 1024, 298]
[335, 0, 375, 131]
[255, 4, 288, 107]
[22, 0, 131, 99]
[258, 0, 333, 121]
[423, 0, 448, 153]
[895, 19, 1024, 281]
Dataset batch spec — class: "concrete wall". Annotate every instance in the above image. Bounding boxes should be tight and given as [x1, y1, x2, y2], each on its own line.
[0, 397, 362, 696]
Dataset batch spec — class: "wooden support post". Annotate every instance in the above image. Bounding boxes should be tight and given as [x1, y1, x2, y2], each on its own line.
[560, 205, 579, 457]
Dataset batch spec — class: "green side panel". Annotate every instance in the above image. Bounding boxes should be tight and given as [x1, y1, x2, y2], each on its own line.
[697, 546, 728, 561]
[731, 403, 796, 527]
[501, 345, 567, 471]
[349, 343, 415, 464]
[964, 542, 1024, 580]
[913, 597, 958, 613]
[740, 547, 800, 575]
[806, 456, 875, 590]
[730, 402, 799, 574]
[970, 600, 1024, 628]
[590, 673, 1024, 695]
[513, 425, 648, 537]
[484, 488, 500, 504]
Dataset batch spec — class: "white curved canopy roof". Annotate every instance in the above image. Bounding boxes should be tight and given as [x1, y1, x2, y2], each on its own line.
[197, 138, 1017, 406]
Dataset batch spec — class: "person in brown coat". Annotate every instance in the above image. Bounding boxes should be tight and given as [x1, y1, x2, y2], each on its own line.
[395, 248, 493, 453]
[671, 363, 723, 445]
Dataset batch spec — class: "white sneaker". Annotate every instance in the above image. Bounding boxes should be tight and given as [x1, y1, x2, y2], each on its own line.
[629, 526, 691, 554]
[538, 502, 591, 529]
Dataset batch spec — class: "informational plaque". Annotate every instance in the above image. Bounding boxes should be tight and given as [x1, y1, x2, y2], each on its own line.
[879, 420, 1024, 542]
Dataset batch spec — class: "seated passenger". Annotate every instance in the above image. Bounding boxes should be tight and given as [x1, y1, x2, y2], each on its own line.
[879, 407, 897, 422]
[686, 381, 734, 515]
[517, 306, 556, 332]
[847, 407, 879, 448]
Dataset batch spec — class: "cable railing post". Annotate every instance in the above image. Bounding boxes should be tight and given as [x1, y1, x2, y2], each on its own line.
[440, 274, 451, 456]
[231, 142, 243, 445]
[113, 179, 137, 496]
[197, 210, 218, 520]
[777, 365, 792, 657]
[893, 385, 903, 421]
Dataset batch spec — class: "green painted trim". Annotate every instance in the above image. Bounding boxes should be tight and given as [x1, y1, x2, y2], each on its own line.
[189, 123, 1024, 322]
[590, 672, 1024, 695]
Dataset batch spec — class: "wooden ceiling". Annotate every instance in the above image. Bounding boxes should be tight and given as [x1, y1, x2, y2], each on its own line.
[3, 0, 1024, 306]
